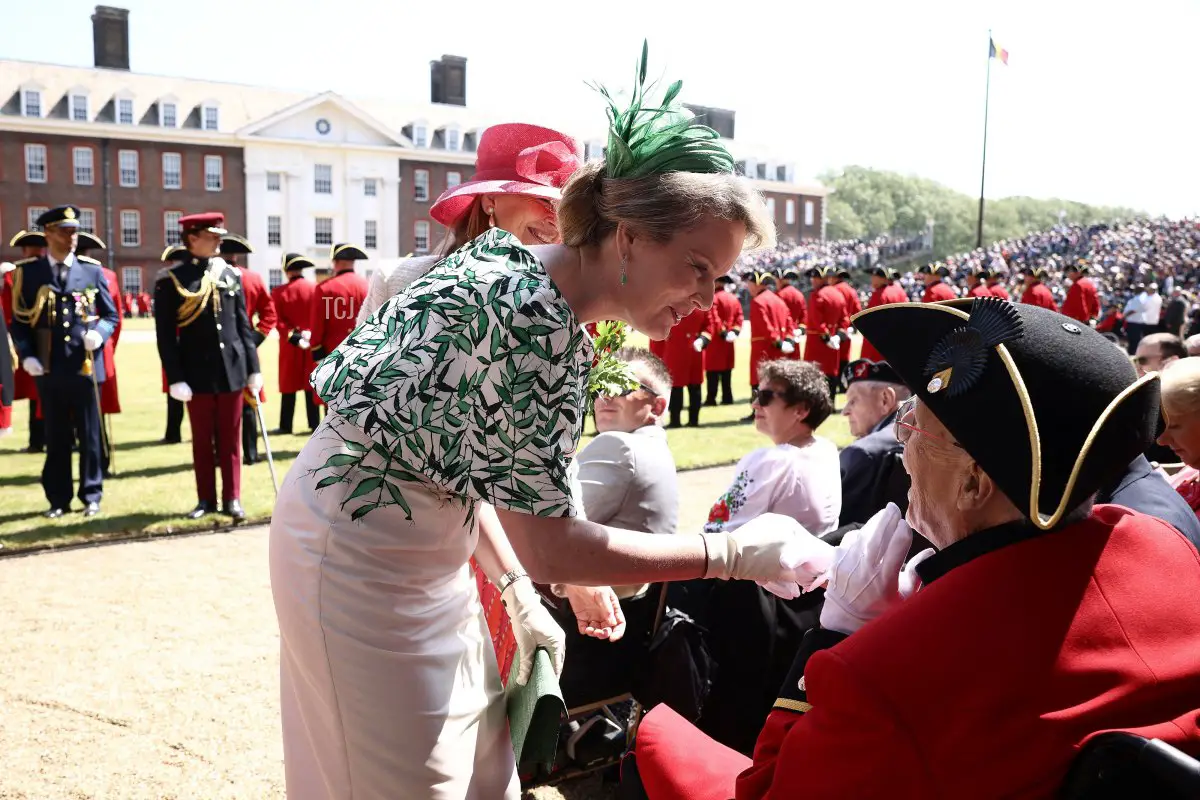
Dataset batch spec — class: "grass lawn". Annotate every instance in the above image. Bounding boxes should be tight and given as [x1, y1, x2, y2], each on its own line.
[0, 328, 857, 551]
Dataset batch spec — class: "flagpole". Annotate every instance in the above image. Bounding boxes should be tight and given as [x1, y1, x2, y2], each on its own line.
[976, 29, 993, 249]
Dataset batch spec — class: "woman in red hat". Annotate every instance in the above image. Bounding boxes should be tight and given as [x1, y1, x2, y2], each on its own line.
[357, 122, 583, 323]
[270, 45, 796, 800]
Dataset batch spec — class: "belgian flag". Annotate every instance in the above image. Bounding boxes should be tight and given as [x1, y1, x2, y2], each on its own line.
[989, 38, 1010, 65]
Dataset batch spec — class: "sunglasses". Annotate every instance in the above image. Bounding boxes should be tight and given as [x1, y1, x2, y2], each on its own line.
[751, 388, 785, 406]
[894, 396, 965, 449]
[600, 383, 659, 399]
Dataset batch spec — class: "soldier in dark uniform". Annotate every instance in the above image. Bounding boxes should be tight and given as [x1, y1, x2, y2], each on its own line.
[9, 206, 118, 517]
[158, 245, 189, 443]
[837, 358, 911, 527]
[155, 213, 262, 520]
[3, 230, 49, 452]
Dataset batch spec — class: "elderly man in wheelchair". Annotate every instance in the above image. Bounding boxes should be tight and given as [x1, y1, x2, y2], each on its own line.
[625, 299, 1200, 798]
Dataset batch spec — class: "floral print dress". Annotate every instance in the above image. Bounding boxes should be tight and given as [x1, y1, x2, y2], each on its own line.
[268, 229, 592, 800]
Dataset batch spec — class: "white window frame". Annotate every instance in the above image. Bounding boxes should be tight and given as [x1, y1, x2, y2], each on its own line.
[162, 152, 182, 190]
[785, 199, 796, 226]
[364, 220, 377, 249]
[314, 164, 333, 195]
[121, 267, 142, 295]
[314, 217, 333, 246]
[413, 124, 428, 148]
[160, 101, 177, 128]
[117, 97, 135, 125]
[25, 144, 47, 183]
[27, 206, 49, 231]
[804, 200, 815, 227]
[766, 197, 776, 219]
[78, 208, 97, 234]
[586, 141, 604, 161]
[266, 172, 281, 191]
[268, 268, 284, 290]
[118, 149, 139, 188]
[413, 169, 430, 202]
[363, 178, 378, 197]
[414, 221, 430, 255]
[73, 147, 94, 185]
[446, 171, 462, 188]
[445, 126, 461, 151]
[21, 88, 42, 118]
[267, 215, 282, 246]
[70, 93, 89, 121]
[202, 104, 219, 131]
[204, 155, 223, 191]
[164, 211, 182, 246]
[120, 210, 141, 248]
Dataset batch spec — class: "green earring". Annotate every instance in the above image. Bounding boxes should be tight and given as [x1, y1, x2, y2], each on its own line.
[620, 256, 628, 286]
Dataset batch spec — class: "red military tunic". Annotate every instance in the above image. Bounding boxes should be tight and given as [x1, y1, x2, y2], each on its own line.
[310, 268, 368, 359]
[922, 281, 957, 303]
[634, 506, 1200, 799]
[704, 289, 743, 373]
[749, 290, 794, 386]
[272, 275, 318, 395]
[859, 283, 908, 363]
[99, 267, 123, 414]
[239, 266, 278, 404]
[659, 308, 713, 387]
[988, 282, 1011, 301]
[967, 282, 991, 298]
[1021, 281, 1057, 310]
[832, 280, 861, 365]
[649, 337, 667, 361]
[776, 284, 807, 330]
[2, 267, 41, 405]
[1061, 276, 1100, 323]
[802, 286, 847, 377]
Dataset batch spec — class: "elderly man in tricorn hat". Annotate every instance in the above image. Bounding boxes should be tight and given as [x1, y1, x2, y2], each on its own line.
[629, 297, 1200, 798]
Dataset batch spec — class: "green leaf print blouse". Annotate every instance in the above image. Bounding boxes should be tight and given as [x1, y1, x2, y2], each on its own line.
[310, 229, 593, 522]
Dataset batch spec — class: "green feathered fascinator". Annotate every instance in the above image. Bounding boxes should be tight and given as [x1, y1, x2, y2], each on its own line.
[592, 40, 735, 180]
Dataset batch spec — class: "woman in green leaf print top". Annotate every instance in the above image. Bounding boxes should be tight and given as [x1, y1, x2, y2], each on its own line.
[269, 44, 809, 800]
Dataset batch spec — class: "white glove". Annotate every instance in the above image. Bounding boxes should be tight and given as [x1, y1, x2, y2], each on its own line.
[502, 577, 566, 686]
[780, 340, 796, 354]
[298, 330, 312, 350]
[168, 382, 194, 403]
[724, 330, 738, 343]
[756, 514, 837, 599]
[793, 328, 804, 340]
[0, 426, 11, 439]
[692, 337, 705, 352]
[826, 334, 842, 350]
[247, 373, 264, 393]
[22, 357, 45, 377]
[819, 503, 913, 635]
[701, 513, 811, 593]
[83, 330, 103, 352]
[898, 548, 937, 599]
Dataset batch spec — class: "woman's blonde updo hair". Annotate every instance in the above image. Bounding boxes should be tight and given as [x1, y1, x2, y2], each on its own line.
[1160, 357, 1200, 421]
[557, 161, 776, 252]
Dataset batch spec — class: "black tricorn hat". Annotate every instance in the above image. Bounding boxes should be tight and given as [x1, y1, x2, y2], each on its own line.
[330, 243, 369, 261]
[75, 231, 107, 253]
[782, 268, 801, 280]
[844, 358, 903, 387]
[9, 230, 47, 249]
[918, 263, 951, 277]
[283, 252, 315, 271]
[220, 234, 254, 255]
[836, 268, 852, 279]
[748, 270, 777, 288]
[870, 266, 889, 278]
[854, 297, 1160, 531]
[161, 245, 188, 262]
[715, 274, 737, 285]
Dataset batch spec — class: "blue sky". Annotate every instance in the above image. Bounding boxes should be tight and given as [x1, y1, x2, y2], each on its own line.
[4, 0, 1197, 217]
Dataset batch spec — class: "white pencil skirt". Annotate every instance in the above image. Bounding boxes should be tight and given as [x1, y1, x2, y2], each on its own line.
[268, 419, 518, 799]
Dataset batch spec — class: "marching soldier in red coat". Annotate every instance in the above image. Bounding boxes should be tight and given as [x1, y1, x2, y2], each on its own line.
[986, 269, 1011, 300]
[272, 253, 321, 434]
[2, 230, 48, 452]
[965, 266, 991, 298]
[919, 263, 957, 302]
[804, 267, 848, 399]
[155, 213, 262, 521]
[743, 271, 796, 421]
[776, 269, 807, 360]
[1061, 261, 1100, 324]
[703, 275, 743, 406]
[831, 269, 861, 381]
[859, 267, 907, 363]
[221, 235, 277, 465]
[310, 243, 369, 362]
[1020, 267, 1057, 310]
[629, 298, 1200, 800]
[660, 307, 714, 428]
[76, 232, 122, 477]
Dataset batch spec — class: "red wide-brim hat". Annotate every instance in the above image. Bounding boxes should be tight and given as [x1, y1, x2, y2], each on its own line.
[430, 123, 584, 228]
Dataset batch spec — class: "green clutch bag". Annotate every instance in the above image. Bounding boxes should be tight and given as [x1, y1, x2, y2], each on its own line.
[506, 646, 567, 770]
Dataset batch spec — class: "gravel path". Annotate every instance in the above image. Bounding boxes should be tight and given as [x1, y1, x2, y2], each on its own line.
[0, 465, 735, 799]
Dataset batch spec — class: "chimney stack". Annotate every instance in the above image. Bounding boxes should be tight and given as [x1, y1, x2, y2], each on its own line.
[430, 55, 467, 107]
[684, 104, 736, 139]
[92, 6, 130, 71]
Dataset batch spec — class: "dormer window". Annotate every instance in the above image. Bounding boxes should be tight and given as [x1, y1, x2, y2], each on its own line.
[776, 165, 788, 182]
[413, 124, 428, 148]
[117, 97, 134, 124]
[202, 104, 219, 131]
[70, 93, 89, 121]
[446, 126, 461, 151]
[585, 141, 605, 161]
[21, 88, 42, 117]
[160, 101, 177, 128]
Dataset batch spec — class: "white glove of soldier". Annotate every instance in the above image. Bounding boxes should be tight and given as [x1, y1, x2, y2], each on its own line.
[246, 373, 264, 393]
[692, 337, 706, 352]
[168, 382, 194, 403]
[754, 514, 837, 599]
[898, 548, 937, 599]
[502, 576, 567, 686]
[298, 330, 312, 350]
[0, 425, 11, 439]
[793, 328, 804, 340]
[724, 330, 738, 343]
[22, 357, 45, 377]
[819, 503, 913, 635]
[83, 330, 103, 352]
[826, 334, 842, 350]
[701, 513, 814, 595]
[780, 340, 796, 355]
